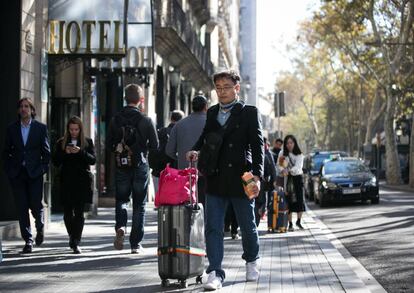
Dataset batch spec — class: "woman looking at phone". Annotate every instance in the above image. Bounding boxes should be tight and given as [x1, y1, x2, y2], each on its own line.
[52, 116, 96, 254]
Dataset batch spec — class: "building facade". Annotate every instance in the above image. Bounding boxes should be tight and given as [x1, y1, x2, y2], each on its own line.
[0, 0, 242, 222]
[239, 0, 257, 106]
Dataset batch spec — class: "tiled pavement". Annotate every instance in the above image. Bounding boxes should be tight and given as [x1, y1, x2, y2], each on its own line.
[0, 205, 385, 292]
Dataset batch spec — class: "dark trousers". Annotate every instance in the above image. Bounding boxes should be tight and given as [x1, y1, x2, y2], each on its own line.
[254, 200, 266, 227]
[224, 203, 238, 234]
[197, 176, 206, 206]
[10, 167, 44, 243]
[63, 203, 85, 244]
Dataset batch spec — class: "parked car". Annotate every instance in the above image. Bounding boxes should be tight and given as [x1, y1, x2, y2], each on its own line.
[303, 151, 348, 200]
[313, 157, 380, 207]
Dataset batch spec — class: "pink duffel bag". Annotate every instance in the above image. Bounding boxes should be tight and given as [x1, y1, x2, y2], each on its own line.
[155, 164, 197, 207]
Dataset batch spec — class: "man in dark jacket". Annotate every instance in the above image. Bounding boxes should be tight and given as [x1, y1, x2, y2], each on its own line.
[3, 98, 50, 253]
[255, 137, 277, 227]
[187, 70, 264, 290]
[108, 84, 158, 254]
[272, 138, 283, 163]
[148, 110, 184, 194]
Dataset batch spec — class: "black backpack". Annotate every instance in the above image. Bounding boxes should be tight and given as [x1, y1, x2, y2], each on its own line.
[113, 112, 143, 168]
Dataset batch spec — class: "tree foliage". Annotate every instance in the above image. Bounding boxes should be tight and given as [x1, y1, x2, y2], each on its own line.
[276, 0, 414, 184]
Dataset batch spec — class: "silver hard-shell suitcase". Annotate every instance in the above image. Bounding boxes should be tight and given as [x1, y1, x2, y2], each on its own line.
[157, 162, 205, 288]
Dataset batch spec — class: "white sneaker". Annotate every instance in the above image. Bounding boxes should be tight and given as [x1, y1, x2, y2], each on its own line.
[246, 261, 259, 282]
[204, 271, 223, 291]
[131, 244, 145, 254]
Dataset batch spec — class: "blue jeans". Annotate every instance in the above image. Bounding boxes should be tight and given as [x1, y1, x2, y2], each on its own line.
[115, 162, 149, 248]
[205, 194, 260, 280]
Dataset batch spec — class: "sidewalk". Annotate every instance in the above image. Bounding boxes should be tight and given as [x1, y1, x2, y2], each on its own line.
[0, 205, 383, 293]
[380, 181, 414, 193]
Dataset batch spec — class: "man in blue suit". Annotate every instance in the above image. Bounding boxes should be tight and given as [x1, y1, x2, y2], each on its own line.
[3, 98, 50, 253]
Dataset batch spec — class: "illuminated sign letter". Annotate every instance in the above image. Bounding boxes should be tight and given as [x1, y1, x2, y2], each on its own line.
[83, 21, 96, 54]
[113, 20, 123, 53]
[65, 21, 81, 53]
[48, 20, 65, 54]
[99, 20, 111, 53]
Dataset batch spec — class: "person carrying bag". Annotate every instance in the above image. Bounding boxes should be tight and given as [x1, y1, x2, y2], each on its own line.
[277, 135, 305, 232]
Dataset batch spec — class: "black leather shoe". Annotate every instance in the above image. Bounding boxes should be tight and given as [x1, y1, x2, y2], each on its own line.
[22, 243, 33, 254]
[35, 230, 44, 246]
[72, 246, 82, 254]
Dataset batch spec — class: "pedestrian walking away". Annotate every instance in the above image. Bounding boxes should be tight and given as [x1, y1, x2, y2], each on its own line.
[3, 98, 50, 253]
[224, 202, 239, 239]
[277, 135, 305, 232]
[52, 116, 96, 254]
[187, 70, 264, 291]
[108, 84, 159, 254]
[166, 95, 208, 204]
[148, 110, 184, 194]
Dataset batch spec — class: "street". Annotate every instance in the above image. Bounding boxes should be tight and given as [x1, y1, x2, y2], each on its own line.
[307, 185, 414, 293]
[0, 203, 379, 292]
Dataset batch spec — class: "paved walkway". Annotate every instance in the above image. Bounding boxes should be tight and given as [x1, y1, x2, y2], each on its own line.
[0, 205, 384, 292]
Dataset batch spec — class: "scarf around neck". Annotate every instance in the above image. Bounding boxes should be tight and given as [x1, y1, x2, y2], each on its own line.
[219, 98, 238, 111]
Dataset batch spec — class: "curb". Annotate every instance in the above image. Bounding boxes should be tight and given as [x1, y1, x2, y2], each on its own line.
[380, 183, 414, 193]
[305, 205, 387, 293]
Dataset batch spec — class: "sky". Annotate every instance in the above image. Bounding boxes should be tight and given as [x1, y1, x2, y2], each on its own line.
[257, 0, 319, 95]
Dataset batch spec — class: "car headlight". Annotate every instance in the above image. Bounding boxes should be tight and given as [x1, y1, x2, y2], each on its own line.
[322, 181, 337, 189]
[366, 177, 377, 186]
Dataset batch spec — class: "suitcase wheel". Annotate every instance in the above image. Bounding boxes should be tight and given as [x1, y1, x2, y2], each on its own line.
[196, 275, 203, 284]
[161, 279, 170, 287]
[179, 279, 187, 288]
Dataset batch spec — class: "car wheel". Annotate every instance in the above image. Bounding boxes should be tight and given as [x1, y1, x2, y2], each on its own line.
[371, 197, 380, 204]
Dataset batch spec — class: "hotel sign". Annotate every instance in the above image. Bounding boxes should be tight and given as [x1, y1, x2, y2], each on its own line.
[48, 0, 127, 56]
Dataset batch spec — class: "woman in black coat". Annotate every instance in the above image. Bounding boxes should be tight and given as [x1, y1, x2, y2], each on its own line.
[53, 116, 96, 254]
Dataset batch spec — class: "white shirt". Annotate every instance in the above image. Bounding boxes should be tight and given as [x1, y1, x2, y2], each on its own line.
[277, 151, 304, 176]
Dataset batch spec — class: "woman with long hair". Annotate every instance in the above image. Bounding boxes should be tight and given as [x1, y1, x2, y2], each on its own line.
[52, 116, 96, 253]
[277, 135, 305, 231]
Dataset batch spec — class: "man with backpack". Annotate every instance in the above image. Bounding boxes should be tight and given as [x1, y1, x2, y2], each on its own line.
[108, 84, 158, 254]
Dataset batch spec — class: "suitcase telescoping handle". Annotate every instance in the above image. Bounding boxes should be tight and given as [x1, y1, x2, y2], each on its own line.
[188, 160, 199, 208]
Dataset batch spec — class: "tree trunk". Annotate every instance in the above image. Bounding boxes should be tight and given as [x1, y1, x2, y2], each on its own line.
[365, 87, 381, 145]
[409, 113, 414, 188]
[384, 87, 402, 184]
[299, 96, 319, 147]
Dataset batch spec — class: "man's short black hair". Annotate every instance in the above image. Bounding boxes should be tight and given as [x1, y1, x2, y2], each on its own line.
[192, 95, 208, 112]
[275, 138, 283, 144]
[213, 70, 241, 85]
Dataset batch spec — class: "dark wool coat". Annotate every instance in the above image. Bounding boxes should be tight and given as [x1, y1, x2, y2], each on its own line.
[3, 120, 50, 179]
[193, 101, 264, 198]
[52, 137, 96, 205]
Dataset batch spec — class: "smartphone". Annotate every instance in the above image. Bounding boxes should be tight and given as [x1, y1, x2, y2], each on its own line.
[68, 143, 75, 147]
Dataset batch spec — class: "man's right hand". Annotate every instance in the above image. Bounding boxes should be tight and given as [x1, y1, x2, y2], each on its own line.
[186, 151, 199, 162]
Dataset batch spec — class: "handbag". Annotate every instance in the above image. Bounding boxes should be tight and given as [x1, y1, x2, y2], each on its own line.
[154, 164, 197, 207]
